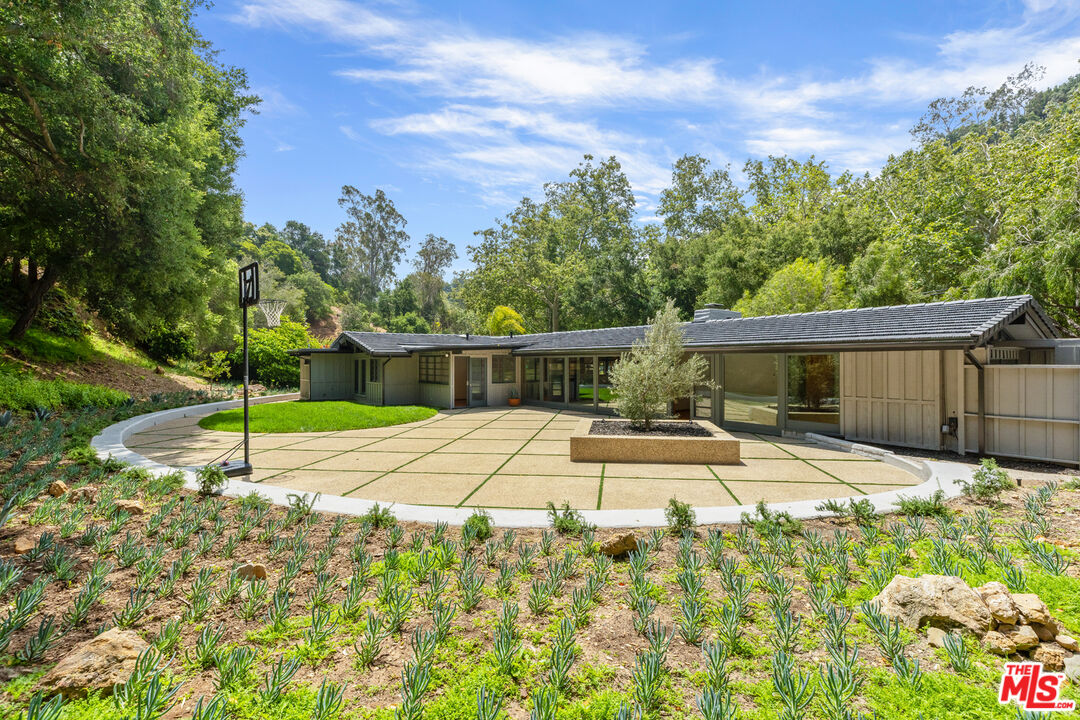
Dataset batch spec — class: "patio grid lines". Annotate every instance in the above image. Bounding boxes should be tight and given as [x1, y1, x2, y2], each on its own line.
[341, 410, 515, 498]
[455, 411, 561, 508]
[125, 407, 921, 510]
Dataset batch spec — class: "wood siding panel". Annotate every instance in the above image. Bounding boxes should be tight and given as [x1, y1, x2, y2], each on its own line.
[962, 365, 1080, 465]
[840, 350, 941, 450]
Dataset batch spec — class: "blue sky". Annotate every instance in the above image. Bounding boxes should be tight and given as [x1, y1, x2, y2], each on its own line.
[197, 0, 1080, 275]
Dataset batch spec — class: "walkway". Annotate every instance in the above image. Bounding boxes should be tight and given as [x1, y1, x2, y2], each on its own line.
[124, 406, 922, 510]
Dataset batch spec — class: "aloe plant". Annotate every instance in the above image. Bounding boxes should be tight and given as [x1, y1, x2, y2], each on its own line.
[354, 611, 387, 668]
[312, 678, 345, 720]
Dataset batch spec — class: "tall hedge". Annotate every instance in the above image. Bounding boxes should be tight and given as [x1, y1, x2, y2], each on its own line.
[231, 320, 320, 389]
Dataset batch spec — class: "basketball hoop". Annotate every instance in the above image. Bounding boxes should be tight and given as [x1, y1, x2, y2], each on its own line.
[258, 299, 287, 328]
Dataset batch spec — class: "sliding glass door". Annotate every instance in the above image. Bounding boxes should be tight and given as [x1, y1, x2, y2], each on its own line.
[723, 353, 780, 430]
[785, 353, 840, 433]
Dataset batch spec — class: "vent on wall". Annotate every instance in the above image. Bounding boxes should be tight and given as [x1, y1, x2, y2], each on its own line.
[988, 347, 1021, 363]
[692, 304, 742, 322]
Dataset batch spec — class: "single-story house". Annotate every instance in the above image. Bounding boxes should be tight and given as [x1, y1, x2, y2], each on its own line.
[290, 295, 1080, 465]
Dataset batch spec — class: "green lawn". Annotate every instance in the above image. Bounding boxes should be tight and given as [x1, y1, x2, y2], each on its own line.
[198, 400, 438, 433]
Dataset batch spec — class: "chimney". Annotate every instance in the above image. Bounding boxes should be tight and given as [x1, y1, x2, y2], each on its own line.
[692, 304, 741, 322]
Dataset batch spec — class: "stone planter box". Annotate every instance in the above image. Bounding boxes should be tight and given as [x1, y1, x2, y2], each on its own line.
[570, 418, 740, 464]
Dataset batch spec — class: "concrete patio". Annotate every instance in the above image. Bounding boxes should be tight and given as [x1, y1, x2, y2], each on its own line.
[124, 406, 923, 510]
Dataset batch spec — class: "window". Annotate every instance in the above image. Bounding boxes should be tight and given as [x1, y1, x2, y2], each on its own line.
[360, 359, 367, 395]
[491, 355, 516, 383]
[524, 358, 539, 382]
[353, 359, 359, 394]
[370, 359, 379, 383]
[419, 354, 449, 384]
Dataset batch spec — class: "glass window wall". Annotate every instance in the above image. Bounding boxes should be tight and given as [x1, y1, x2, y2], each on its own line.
[723, 353, 779, 427]
[785, 354, 840, 429]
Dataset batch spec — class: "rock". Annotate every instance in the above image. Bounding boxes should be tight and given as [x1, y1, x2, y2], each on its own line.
[1065, 654, 1080, 684]
[975, 582, 1020, 625]
[1032, 623, 1057, 643]
[13, 535, 37, 554]
[68, 487, 96, 504]
[927, 627, 948, 648]
[1012, 593, 1052, 625]
[37, 628, 148, 699]
[236, 563, 267, 581]
[871, 574, 991, 635]
[1031, 643, 1066, 671]
[599, 532, 639, 557]
[114, 499, 144, 516]
[983, 630, 1016, 656]
[47, 481, 68, 497]
[1057, 634, 1078, 652]
[1006, 624, 1040, 651]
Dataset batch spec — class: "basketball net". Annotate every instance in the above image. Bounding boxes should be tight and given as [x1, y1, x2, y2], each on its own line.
[258, 299, 287, 328]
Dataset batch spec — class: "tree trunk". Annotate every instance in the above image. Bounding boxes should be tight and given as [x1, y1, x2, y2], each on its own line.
[8, 263, 59, 340]
[550, 300, 560, 332]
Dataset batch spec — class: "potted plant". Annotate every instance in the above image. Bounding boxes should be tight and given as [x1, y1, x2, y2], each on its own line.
[508, 387, 521, 407]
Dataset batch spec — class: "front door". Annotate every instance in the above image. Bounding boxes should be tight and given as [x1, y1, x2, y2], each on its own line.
[468, 357, 487, 406]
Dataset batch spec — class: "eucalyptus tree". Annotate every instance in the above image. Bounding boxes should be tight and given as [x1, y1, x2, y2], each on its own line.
[333, 186, 409, 303]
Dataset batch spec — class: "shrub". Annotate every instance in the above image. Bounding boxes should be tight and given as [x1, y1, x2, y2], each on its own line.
[0, 372, 129, 411]
[463, 509, 494, 542]
[142, 324, 196, 362]
[740, 501, 803, 536]
[361, 503, 396, 529]
[665, 497, 696, 535]
[196, 465, 227, 496]
[896, 489, 950, 518]
[546, 501, 593, 536]
[959, 459, 1013, 502]
[230, 320, 320, 389]
[816, 497, 876, 524]
[340, 304, 377, 332]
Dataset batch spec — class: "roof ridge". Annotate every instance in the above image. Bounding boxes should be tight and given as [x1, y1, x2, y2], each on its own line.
[699, 295, 1032, 323]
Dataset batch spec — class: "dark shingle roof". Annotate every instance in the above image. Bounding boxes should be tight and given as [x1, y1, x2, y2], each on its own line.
[333, 331, 531, 356]
[512, 295, 1056, 353]
[293, 296, 1056, 356]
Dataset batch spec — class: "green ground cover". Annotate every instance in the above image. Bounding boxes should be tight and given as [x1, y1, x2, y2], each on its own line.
[198, 400, 438, 433]
[0, 405, 1078, 720]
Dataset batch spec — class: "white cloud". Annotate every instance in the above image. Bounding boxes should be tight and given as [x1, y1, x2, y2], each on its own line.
[254, 86, 302, 116]
[339, 125, 362, 141]
[233, 0, 1080, 204]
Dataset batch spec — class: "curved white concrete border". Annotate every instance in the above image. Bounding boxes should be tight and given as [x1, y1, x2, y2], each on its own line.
[92, 398, 976, 528]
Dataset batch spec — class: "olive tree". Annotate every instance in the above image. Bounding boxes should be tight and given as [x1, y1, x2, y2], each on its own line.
[610, 299, 710, 430]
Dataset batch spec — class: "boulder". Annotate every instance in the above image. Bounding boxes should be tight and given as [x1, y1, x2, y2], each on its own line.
[47, 481, 68, 497]
[927, 627, 947, 648]
[975, 582, 1020, 625]
[983, 630, 1016, 656]
[1006, 625, 1040, 651]
[871, 574, 991, 635]
[1031, 643, 1066, 671]
[13, 535, 37, 554]
[1032, 623, 1057, 643]
[68, 487, 96, 504]
[37, 629, 148, 699]
[599, 532, 639, 557]
[236, 563, 267, 581]
[1057, 634, 1078, 652]
[1065, 654, 1080, 684]
[1012, 593, 1052, 625]
[114, 499, 145, 516]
